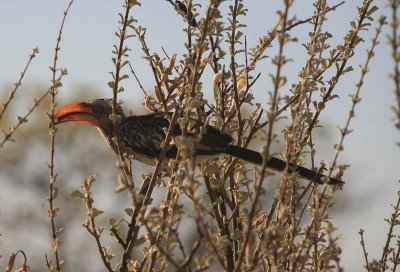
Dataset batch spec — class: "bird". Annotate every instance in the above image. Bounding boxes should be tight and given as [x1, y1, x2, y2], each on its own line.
[54, 99, 343, 185]
[166, 0, 197, 27]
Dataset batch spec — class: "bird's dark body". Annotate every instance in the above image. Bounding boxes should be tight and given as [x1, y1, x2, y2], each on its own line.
[54, 99, 343, 185]
[118, 113, 261, 163]
[120, 114, 178, 158]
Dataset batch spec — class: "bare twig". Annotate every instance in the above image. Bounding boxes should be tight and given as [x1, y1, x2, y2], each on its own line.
[379, 187, 400, 270]
[204, 176, 234, 271]
[0, 47, 38, 120]
[47, 2, 73, 271]
[121, 109, 179, 271]
[128, 62, 148, 96]
[109, 0, 139, 194]
[229, 0, 244, 147]
[281, 1, 345, 33]
[6, 250, 29, 272]
[359, 229, 371, 272]
[0, 90, 48, 148]
[329, 15, 385, 176]
[388, 0, 400, 130]
[179, 240, 202, 270]
[234, 2, 293, 270]
[80, 176, 113, 272]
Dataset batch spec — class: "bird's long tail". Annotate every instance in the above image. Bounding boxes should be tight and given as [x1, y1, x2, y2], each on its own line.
[225, 145, 343, 185]
[225, 145, 263, 164]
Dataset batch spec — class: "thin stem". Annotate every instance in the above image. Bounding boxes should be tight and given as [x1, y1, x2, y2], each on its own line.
[234, 2, 292, 270]
[121, 110, 180, 271]
[229, 0, 244, 146]
[389, 0, 400, 127]
[379, 191, 400, 270]
[0, 90, 48, 148]
[84, 191, 113, 272]
[47, 2, 73, 271]
[0, 47, 38, 120]
[359, 229, 371, 272]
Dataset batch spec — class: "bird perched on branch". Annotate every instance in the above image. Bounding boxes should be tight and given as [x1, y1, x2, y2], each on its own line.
[54, 99, 342, 185]
[166, 0, 197, 27]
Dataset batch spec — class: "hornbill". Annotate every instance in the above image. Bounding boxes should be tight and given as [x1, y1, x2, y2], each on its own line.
[54, 99, 343, 185]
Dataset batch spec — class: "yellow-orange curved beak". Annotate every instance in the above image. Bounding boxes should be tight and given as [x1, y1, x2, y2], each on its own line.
[54, 101, 101, 128]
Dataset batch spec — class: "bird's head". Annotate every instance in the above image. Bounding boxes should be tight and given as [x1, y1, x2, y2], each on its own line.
[54, 99, 125, 134]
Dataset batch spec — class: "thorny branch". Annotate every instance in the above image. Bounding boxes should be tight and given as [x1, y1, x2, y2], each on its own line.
[110, 0, 139, 193]
[121, 110, 179, 271]
[234, 2, 293, 270]
[0, 47, 38, 120]
[359, 229, 372, 272]
[389, 0, 400, 129]
[47, 1, 73, 271]
[0, 90, 48, 148]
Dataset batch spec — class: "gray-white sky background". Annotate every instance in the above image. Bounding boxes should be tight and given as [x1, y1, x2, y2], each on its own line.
[0, 0, 398, 271]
